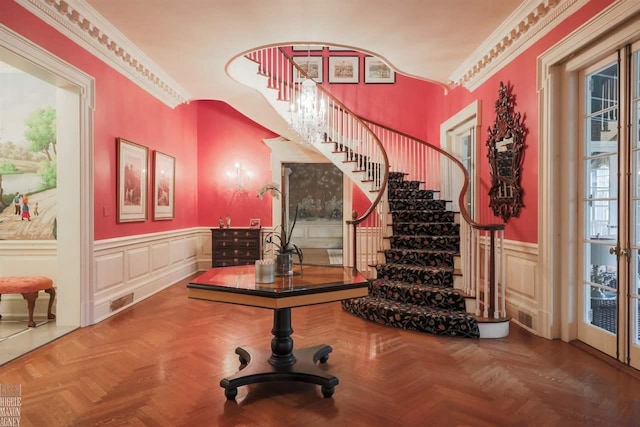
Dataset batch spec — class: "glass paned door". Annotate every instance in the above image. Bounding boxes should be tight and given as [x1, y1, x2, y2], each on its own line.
[580, 58, 619, 358]
[580, 44, 640, 370]
[630, 46, 640, 370]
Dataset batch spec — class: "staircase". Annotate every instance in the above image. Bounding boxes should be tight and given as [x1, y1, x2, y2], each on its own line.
[228, 46, 509, 339]
[342, 172, 480, 338]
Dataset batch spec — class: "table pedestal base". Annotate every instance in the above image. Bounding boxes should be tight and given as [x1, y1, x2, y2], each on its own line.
[220, 308, 338, 400]
[220, 344, 338, 400]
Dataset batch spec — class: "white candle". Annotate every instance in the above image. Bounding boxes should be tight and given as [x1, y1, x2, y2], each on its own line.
[255, 259, 275, 283]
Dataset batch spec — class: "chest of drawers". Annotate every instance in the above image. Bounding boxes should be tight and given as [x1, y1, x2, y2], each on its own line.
[211, 228, 261, 267]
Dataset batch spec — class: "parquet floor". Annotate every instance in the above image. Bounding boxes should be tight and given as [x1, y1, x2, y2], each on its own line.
[2, 274, 640, 426]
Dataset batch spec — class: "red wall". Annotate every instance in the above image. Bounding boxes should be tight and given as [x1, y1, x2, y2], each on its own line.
[442, 0, 614, 243]
[3, 0, 616, 244]
[196, 101, 277, 228]
[2, 1, 200, 240]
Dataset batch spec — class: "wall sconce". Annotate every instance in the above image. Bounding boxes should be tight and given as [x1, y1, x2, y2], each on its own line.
[226, 162, 252, 194]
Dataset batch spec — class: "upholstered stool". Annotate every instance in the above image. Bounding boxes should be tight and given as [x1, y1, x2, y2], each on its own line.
[0, 276, 56, 327]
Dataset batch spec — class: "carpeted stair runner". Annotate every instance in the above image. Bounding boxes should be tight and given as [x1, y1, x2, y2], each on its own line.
[342, 171, 480, 338]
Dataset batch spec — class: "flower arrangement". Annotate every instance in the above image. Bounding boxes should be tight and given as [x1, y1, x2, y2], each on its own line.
[257, 182, 303, 268]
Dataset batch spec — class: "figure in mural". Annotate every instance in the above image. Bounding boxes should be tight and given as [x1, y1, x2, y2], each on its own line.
[13, 192, 21, 215]
[0, 68, 57, 240]
[34, 202, 39, 216]
[21, 193, 30, 221]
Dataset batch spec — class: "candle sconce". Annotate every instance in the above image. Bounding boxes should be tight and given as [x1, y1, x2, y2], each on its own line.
[226, 162, 252, 195]
[486, 81, 527, 222]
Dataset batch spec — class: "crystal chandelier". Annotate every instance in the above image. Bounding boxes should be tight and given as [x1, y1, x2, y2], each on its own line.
[289, 78, 326, 144]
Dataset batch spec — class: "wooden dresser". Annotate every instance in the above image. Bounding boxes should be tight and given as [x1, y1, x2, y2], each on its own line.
[211, 227, 261, 267]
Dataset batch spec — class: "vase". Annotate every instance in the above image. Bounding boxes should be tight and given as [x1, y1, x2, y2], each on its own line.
[275, 252, 293, 276]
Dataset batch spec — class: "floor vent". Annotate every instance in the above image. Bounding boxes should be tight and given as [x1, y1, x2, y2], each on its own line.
[518, 310, 533, 328]
[110, 293, 134, 312]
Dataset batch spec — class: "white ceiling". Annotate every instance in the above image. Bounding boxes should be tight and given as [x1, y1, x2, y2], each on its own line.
[84, 0, 524, 103]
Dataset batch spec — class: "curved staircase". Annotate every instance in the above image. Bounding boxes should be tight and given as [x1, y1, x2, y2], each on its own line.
[342, 172, 480, 338]
[228, 46, 509, 339]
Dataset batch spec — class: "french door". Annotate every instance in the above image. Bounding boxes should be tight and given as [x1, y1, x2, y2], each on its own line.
[579, 43, 640, 370]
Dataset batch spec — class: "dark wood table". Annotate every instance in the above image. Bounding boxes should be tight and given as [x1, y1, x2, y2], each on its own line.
[187, 264, 369, 400]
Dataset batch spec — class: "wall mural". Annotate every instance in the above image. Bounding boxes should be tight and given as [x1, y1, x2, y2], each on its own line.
[287, 163, 343, 221]
[486, 81, 527, 223]
[0, 62, 57, 240]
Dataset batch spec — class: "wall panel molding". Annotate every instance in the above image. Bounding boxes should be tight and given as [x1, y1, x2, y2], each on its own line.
[93, 227, 212, 323]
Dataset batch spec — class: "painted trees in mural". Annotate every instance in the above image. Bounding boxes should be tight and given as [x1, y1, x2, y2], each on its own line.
[288, 163, 343, 221]
[0, 66, 58, 240]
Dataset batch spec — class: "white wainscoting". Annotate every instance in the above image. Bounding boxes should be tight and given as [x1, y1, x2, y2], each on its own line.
[93, 227, 212, 322]
[0, 241, 58, 318]
[291, 221, 343, 248]
[488, 239, 539, 333]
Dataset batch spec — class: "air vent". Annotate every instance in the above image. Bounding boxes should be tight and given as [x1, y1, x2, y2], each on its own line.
[518, 310, 533, 328]
[110, 293, 134, 312]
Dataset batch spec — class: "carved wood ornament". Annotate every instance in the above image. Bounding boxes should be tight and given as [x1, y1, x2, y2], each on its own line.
[486, 81, 526, 222]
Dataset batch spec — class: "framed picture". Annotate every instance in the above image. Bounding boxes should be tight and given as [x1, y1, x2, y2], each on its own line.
[249, 218, 261, 228]
[292, 45, 324, 51]
[153, 151, 175, 220]
[117, 138, 148, 223]
[328, 56, 359, 83]
[292, 56, 323, 83]
[364, 56, 395, 84]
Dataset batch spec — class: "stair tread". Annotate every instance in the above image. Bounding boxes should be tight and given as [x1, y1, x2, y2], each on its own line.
[391, 222, 457, 226]
[342, 296, 480, 338]
[384, 248, 458, 254]
[389, 235, 460, 239]
[346, 295, 471, 316]
[378, 263, 454, 272]
[372, 278, 460, 292]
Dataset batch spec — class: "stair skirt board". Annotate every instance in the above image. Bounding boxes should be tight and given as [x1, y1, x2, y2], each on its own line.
[342, 172, 506, 339]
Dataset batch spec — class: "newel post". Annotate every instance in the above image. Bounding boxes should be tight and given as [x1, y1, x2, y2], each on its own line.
[489, 230, 496, 318]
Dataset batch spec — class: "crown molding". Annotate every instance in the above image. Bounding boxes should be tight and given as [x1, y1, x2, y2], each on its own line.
[449, 0, 588, 91]
[16, 0, 191, 108]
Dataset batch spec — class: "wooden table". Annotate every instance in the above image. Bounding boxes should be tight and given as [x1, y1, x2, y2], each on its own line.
[187, 265, 369, 400]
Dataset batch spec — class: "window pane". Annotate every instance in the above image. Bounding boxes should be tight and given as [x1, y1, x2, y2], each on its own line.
[584, 199, 617, 240]
[586, 284, 617, 334]
[585, 112, 618, 157]
[587, 62, 618, 115]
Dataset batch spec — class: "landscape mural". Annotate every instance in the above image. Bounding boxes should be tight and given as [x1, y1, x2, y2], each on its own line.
[287, 163, 342, 221]
[0, 62, 57, 240]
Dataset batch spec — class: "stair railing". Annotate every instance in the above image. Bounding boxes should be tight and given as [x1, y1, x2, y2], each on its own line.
[244, 47, 390, 277]
[361, 119, 507, 319]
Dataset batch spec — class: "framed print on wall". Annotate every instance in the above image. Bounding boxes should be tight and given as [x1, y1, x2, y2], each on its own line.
[292, 56, 323, 83]
[328, 56, 359, 83]
[117, 138, 148, 223]
[364, 56, 396, 84]
[153, 151, 175, 220]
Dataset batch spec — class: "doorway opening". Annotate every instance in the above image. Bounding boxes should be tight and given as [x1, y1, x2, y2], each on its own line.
[283, 162, 343, 266]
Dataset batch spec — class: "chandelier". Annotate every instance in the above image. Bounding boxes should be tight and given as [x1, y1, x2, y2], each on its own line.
[289, 77, 327, 144]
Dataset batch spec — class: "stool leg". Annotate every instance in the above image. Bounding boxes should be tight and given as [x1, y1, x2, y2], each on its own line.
[44, 288, 56, 320]
[22, 291, 39, 328]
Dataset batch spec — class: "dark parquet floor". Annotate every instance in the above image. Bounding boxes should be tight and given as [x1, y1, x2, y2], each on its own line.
[1, 274, 640, 426]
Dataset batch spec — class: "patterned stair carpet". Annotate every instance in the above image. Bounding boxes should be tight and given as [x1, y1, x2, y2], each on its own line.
[342, 171, 480, 338]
